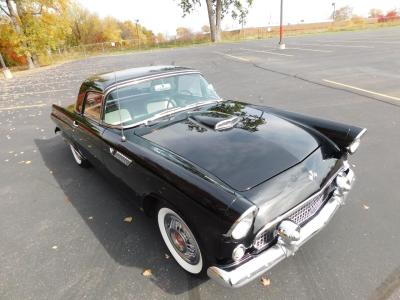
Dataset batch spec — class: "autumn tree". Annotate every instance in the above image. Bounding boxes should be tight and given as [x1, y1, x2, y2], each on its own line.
[178, 0, 253, 42]
[333, 6, 353, 21]
[0, 0, 71, 68]
[201, 24, 210, 33]
[368, 8, 383, 18]
[176, 26, 192, 40]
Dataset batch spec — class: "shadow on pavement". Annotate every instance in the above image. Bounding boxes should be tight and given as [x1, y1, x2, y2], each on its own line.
[35, 135, 206, 295]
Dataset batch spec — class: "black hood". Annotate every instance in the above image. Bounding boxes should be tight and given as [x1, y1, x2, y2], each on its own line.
[140, 102, 319, 191]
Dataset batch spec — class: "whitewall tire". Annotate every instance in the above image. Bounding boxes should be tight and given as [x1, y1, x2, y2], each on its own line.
[157, 207, 203, 274]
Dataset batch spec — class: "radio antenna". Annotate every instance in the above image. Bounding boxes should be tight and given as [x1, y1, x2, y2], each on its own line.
[114, 71, 126, 142]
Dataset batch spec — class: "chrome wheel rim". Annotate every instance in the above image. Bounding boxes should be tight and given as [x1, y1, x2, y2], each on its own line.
[70, 144, 83, 164]
[164, 213, 200, 265]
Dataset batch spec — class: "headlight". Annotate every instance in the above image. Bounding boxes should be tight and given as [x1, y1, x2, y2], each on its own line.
[347, 128, 367, 154]
[228, 206, 257, 240]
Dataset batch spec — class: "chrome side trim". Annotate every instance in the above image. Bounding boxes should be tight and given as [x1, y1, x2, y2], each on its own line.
[109, 147, 133, 166]
[254, 165, 344, 241]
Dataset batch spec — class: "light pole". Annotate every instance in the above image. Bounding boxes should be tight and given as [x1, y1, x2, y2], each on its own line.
[278, 0, 285, 49]
[332, 3, 336, 21]
[135, 19, 140, 47]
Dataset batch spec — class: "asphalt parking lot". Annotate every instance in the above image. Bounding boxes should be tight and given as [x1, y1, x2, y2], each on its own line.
[1, 27, 400, 300]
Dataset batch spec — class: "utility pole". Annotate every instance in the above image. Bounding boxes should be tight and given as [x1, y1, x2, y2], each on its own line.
[332, 3, 336, 21]
[0, 52, 13, 79]
[278, 0, 285, 49]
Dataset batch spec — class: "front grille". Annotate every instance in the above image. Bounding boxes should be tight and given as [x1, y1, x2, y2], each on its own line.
[288, 182, 334, 226]
[252, 180, 336, 251]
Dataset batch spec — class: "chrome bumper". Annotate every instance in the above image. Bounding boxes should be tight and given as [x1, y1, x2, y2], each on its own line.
[207, 168, 355, 288]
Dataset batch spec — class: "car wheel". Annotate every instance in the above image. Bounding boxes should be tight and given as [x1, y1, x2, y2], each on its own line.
[69, 144, 90, 168]
[157, 206, 204, 274]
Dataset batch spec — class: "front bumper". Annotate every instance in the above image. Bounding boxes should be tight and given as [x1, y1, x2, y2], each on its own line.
[207, 167, 355, 288]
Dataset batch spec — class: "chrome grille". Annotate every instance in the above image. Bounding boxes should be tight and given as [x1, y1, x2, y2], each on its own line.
[253, 231, 269, 250]
[288, 185, 332, 226]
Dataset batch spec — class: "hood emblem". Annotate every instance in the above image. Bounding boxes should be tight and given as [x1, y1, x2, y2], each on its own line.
[215, 116, 240, 131]
[308, 170, 317, 181]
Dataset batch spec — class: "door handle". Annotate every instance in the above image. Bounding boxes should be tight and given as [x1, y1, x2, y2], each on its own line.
[73, 121, 79, 128]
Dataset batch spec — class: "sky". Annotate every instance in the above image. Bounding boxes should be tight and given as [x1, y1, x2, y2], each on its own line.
[78, 0, 399, 36]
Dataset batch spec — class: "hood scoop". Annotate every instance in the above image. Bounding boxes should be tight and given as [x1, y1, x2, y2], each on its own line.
[191, 112, 240, 131]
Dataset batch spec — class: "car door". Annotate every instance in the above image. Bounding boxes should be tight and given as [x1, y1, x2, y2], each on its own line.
[73, 91, 106, 164]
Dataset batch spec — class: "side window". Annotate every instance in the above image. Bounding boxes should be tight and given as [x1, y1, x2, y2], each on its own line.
[83, 92, 103, 121]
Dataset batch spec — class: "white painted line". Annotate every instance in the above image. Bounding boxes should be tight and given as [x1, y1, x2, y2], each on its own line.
[214, 51, 250, 62]
[294, 43, 373, 48]
[240, 48, 294, 57]
[324, 40, 400, 45]
[0, 103, 47, 111]
[285, 47, 332, 53]
[323, 79, 400, 102]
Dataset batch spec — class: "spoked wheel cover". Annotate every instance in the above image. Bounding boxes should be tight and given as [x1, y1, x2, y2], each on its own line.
[69, 144, 83, 165]
[158, 207, 203, 274]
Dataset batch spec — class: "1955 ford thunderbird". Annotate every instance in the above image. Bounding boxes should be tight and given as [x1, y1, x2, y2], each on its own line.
[51, 66, 366, 288]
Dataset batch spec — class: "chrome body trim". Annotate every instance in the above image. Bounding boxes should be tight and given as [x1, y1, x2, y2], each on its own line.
[207, 167, 355, 288]
[224, 205, 258, 239]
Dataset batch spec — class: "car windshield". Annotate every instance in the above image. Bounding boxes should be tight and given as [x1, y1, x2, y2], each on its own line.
[103, 73, 220, 127]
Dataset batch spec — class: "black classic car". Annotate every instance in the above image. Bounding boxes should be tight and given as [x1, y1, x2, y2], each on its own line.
[51, 66, 366, 288]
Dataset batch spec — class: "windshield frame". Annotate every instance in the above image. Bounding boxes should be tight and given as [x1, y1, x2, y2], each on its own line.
[102, 70, 223, 129]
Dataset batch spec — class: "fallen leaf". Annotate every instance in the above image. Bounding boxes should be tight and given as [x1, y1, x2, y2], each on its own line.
[124, 216, 133, 223]
[25, 160, 31, 164]
[164, 253, 170, 259]
[142, 269, 152, 277]
[52, 245, 58, 250]
[362, 204, 370, 210]
[260, 276, 271, 287]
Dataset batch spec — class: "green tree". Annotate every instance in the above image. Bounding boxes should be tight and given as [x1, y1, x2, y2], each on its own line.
[178, 0, 253, 42]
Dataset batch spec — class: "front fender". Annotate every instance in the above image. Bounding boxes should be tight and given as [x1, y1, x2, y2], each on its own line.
[254, 106, 366, 154]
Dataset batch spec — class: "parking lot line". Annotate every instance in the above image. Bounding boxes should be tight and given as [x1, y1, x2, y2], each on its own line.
[323, 79, 400, 101]
[0, 103, 47, 111]
[284, 47, 332, 53]
[294, 43, 373, 48]
[240, 48, 294, 57]
[214, 51, 250, 62]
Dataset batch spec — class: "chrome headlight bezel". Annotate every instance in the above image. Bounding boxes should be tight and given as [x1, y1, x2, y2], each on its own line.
[227, 206, 258, 240]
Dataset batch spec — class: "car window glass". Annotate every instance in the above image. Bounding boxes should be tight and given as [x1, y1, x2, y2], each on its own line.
[84, 92, 102, 121]
[178, 74, 202, 96]
[103, 73, 220, 126]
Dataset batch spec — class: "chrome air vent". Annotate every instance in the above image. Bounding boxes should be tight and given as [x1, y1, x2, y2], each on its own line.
[190, 112, 240, 131]
[215, 116, 240, 131]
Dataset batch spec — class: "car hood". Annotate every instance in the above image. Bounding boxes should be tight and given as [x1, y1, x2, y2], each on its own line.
[140, 101, 319, 191]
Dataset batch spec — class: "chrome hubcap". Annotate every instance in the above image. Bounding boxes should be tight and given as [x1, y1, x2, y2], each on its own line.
[164, 214, 200, 265]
